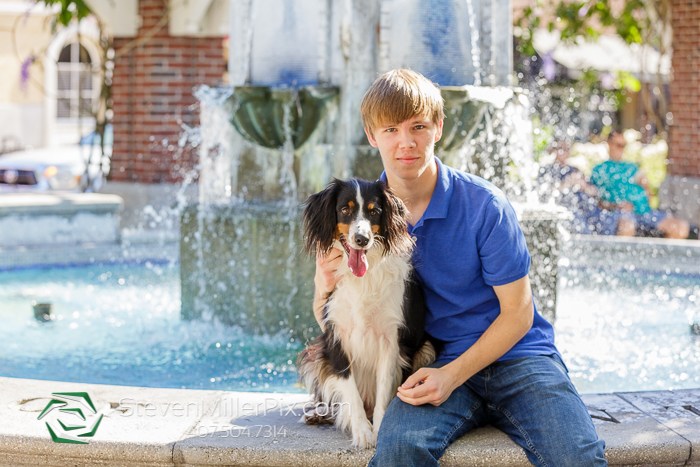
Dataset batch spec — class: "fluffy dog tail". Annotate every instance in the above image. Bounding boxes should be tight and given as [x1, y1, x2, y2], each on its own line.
[297, 343, 337, 425]
[411, 340, 436, 373]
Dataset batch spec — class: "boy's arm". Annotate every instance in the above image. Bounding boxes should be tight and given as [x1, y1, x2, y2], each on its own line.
[312, 248, 344, 332]
[396, 275, 534, 406]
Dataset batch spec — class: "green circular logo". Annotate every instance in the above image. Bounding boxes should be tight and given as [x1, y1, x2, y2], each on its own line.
[38, 392, 104, 444]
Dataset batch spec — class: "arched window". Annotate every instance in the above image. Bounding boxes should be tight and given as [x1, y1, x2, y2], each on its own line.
[56, 43, 95, 119]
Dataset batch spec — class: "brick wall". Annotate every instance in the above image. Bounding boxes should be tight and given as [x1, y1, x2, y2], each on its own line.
[110, 0, 226, 183]
[669, 0, 700, 177]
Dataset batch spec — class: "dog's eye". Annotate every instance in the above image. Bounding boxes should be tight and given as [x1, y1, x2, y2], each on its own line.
[341, 206, 350, 215]
[370, 208, 381, 217]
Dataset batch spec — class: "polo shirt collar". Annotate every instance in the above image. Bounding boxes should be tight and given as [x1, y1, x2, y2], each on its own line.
[379, 156, 453, 227]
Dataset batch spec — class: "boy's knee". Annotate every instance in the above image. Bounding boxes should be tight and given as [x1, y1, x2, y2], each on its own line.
[370, 441, 439, 467]
[554, 437, 607, 467]
[372, 412, 441, 466]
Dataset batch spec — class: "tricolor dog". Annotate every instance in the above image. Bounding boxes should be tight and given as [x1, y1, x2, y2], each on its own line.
[297, 178, 435, 448]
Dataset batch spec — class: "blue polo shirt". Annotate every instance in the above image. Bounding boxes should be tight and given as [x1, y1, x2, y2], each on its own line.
[381, 157, 559, 363]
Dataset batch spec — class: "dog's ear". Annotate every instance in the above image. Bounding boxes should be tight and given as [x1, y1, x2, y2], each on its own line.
[380, 182, 412, 256]
[302, 179, 343, 255]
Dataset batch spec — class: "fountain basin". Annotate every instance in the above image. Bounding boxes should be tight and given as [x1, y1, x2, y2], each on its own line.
[0, 193, 123, 248]
[2, 236, 699, 393]
[437, 86, 514, 151]
[180, 203, 317, 341]
[180, 202, 568, 335]
[229, 86, 339, 150]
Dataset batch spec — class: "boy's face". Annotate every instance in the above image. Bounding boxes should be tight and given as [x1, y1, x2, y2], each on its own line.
[364, 116, 443, 182]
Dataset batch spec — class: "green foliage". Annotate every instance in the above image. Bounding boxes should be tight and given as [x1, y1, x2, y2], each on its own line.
[38, 0, 92, 32]
[532, 115, 555, 163]
[516, 0, 649, 54]
[515, 0, 670, 138]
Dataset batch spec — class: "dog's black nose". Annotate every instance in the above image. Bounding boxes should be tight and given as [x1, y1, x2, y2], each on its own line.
[354, 233, 369, 247]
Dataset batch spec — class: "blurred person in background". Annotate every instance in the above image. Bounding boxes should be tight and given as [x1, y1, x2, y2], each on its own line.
[591, 131, 692, 240]
[538, 140, 636, 236]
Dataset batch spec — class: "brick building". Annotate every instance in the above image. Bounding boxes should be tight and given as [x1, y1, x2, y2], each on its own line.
[665, 0, 700, 224]
[669, 0, 699, 178]
[108, 0, 227, 183]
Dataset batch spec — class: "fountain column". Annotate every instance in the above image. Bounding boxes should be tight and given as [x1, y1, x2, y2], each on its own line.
[182, 0, 566, 335]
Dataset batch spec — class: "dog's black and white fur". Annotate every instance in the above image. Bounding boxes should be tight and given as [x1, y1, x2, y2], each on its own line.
[297, 178, 436, 448]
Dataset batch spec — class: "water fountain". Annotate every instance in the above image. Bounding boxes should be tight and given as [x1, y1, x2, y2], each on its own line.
[180, 0, 567, 340]
[3, 7, 700, 464]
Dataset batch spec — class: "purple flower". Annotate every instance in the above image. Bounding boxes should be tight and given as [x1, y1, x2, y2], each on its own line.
[542, 51, 556, 81]
[20, 55, 35, 92]
[23, 0, 36, 25]
[600, 72, 614, 90]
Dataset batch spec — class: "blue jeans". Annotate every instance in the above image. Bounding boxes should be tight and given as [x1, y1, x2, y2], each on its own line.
[368, 354, 606, 467]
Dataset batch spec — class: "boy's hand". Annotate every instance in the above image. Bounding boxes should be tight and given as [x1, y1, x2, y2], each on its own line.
[312, 248, 344, 330]
[396, 366, 461, 407]
[314, 247, 344, 296]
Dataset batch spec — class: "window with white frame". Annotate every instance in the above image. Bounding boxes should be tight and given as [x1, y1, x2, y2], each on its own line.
[56, 42, 96, 119]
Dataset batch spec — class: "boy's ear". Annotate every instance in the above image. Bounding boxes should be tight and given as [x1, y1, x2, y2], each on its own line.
[364, 128, 378, 148]
[434, 119, 444, 142]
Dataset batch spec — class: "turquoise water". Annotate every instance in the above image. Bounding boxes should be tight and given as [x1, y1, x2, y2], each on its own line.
[555, 267, 700, 394]
[0, 262, 303, 393]
[0, 262, 698, 394]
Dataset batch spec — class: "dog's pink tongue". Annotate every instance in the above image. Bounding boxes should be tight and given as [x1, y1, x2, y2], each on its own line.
[348, 247, 368, 277]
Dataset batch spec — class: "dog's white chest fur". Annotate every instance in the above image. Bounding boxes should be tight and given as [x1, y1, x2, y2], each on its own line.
[326, 246, 413, 375]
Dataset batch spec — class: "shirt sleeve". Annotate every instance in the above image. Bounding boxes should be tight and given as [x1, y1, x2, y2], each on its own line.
[590, 164, 604, 188]
[477, 194, 531, 286]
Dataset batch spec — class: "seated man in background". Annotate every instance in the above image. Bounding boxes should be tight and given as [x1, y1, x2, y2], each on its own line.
[539, 140, 635, 236]
[590, 131, 690, 239]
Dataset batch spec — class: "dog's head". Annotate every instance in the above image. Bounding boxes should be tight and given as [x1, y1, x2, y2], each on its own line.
[302, 179, 412, 277]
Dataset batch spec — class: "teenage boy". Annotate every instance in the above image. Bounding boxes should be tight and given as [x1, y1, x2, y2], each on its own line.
[312, 69, 607, 466]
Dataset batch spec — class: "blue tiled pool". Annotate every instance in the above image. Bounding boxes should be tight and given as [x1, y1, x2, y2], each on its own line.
[0, 262, 698, 394]
[0, 262, 302, 392]
[555, 266, 700, 393]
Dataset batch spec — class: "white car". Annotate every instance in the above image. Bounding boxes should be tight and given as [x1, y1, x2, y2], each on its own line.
[0, 125, 112, 193]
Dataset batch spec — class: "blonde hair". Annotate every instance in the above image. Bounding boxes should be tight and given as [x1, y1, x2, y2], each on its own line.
[361, 69, 445, 136]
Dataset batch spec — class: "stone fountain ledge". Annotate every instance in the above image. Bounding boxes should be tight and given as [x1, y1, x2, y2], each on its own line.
[0, 192, 124, 248]
[0, 193, 180, 270]
[561, 234, 700, 275]
[1, 376, 698, 467]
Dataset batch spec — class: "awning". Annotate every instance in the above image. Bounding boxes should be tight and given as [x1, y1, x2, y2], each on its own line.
[532, 29, 670, 81]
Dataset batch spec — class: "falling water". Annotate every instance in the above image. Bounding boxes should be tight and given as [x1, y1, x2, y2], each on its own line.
[242, 0, 257, 85]
[441, 86, 536, 201]
[279, 93, 299, 205]
[465, 0, 482, 85]
[193, 85, 236, 205]
[279, 92, 302, 308]
[188, 85, 239, 322]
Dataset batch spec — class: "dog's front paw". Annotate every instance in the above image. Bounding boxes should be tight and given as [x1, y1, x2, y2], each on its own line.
[371, 425, 379, 446]
[301, 406, 335, 425]
[351, 419, 375, 448]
